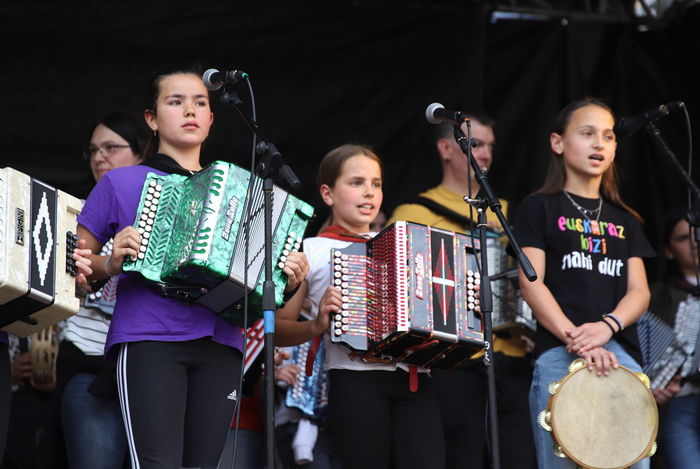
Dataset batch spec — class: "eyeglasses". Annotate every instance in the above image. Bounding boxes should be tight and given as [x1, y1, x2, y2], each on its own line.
[83, 143, 131, 161]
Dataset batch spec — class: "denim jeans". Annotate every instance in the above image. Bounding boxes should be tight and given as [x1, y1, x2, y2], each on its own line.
[529, 342, 650, 469]
[660, 394, 700, 469]
[61, 372, 127, 469]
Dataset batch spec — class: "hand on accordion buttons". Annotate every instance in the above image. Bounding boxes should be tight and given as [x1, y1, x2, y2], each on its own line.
[315, 286, 343, 335]
[110, 226, 143, 274]
[283, 251, 310, 293]
[72, 239, 93, 285]
[275, 363, 301, 388]
[653, 374, 683, 405]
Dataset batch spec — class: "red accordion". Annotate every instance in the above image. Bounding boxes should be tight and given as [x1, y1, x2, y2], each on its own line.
[330, 221, 484, 371]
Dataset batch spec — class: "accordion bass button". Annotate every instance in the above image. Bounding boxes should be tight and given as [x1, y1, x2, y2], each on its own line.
[149, 180, 157, 187]
[137, 253, 144, 260]
[334, 329, 342, 336]
[278, 262, 285, 269]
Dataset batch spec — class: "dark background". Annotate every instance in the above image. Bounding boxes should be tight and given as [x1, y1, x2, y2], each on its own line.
[1, 0, 698, 279]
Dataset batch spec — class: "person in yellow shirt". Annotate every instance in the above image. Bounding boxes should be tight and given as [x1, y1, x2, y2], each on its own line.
[387, 107, 536, 469]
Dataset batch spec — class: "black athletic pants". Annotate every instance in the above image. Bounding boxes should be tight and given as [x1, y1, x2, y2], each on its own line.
[117, 339, 242, 469]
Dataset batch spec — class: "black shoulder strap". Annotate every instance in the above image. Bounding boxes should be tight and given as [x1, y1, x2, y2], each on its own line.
[410, 196, 474, 226]
[140, 153, 196, 177]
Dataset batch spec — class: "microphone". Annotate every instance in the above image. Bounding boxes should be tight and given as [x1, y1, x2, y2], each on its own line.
[425, 103, 469, 125]
[614, 101, 684, 136]
[202, 68, 248, 91]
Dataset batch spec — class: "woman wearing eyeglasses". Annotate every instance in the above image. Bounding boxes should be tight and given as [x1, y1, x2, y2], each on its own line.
[53, 111, 148, 469]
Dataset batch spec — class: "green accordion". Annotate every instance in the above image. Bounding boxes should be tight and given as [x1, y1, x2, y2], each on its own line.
[122, 161, 314, 327]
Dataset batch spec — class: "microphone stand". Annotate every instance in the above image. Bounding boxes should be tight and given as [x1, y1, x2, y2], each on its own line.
[643, 121, 700, 296]
[452, 120, 537, 469]
[221, 88, 300, 469]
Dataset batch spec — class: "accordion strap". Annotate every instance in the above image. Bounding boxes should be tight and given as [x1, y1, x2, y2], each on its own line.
[140, 153, 197, 177]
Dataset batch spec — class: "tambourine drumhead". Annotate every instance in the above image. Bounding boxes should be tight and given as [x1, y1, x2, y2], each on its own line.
[549, 364, 658, 469]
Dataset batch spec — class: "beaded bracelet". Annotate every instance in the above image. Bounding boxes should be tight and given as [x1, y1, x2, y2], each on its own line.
[602, 313, 624, 332]
[601, 318, 617, 335]
[105, 256, 120, 277]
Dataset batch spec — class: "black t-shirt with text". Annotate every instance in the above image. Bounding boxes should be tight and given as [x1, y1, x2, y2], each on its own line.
[514, 192, 655, 365]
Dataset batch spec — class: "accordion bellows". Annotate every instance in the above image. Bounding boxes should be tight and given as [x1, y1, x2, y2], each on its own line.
[330, 222, 484, 370]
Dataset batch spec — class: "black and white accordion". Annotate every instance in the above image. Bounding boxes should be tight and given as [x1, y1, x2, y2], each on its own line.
[487, 237, 536, 339]
[330, 221, 484, 371]
[0, 167, 82, 337]
[121, 161, 314, 326]
[638, 296, 700, 390]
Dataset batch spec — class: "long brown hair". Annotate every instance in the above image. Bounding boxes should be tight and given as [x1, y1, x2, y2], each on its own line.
[537, 97, 643, 223]
[316, 144, 383, 233]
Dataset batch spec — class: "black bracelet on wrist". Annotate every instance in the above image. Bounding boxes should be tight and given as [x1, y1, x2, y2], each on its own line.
[602, 313, 623, 332]
[280, 282, 302, 307]
[601, 318, 617, 335]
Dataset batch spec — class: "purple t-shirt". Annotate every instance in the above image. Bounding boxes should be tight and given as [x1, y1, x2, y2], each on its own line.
[78, 165, 244, 360]
[0, 332, 7, 345]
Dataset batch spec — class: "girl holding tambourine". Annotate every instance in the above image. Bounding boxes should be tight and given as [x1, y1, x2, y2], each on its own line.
[514, 98, 656, 469]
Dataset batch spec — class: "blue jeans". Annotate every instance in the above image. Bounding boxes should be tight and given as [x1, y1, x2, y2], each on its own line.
[660, 394, 700, 469]
[529, 342, 650, 469]
[61, 372, 128, 469]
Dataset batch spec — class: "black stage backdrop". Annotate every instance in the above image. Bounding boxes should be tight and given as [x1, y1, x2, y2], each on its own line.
[1, 1, 698, 278]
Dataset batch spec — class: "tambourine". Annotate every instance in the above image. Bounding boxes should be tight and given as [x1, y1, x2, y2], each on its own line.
[537, 358, 658, 469]
[30, 325, 58, 385]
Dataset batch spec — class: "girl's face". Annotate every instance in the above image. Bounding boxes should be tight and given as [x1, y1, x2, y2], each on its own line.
[320, 155, 383, 233]
[88, 124, 142, 182]
[551, 104, 617, 182]
[145, 73, 213, 154]
[666, 219, 699, 277]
